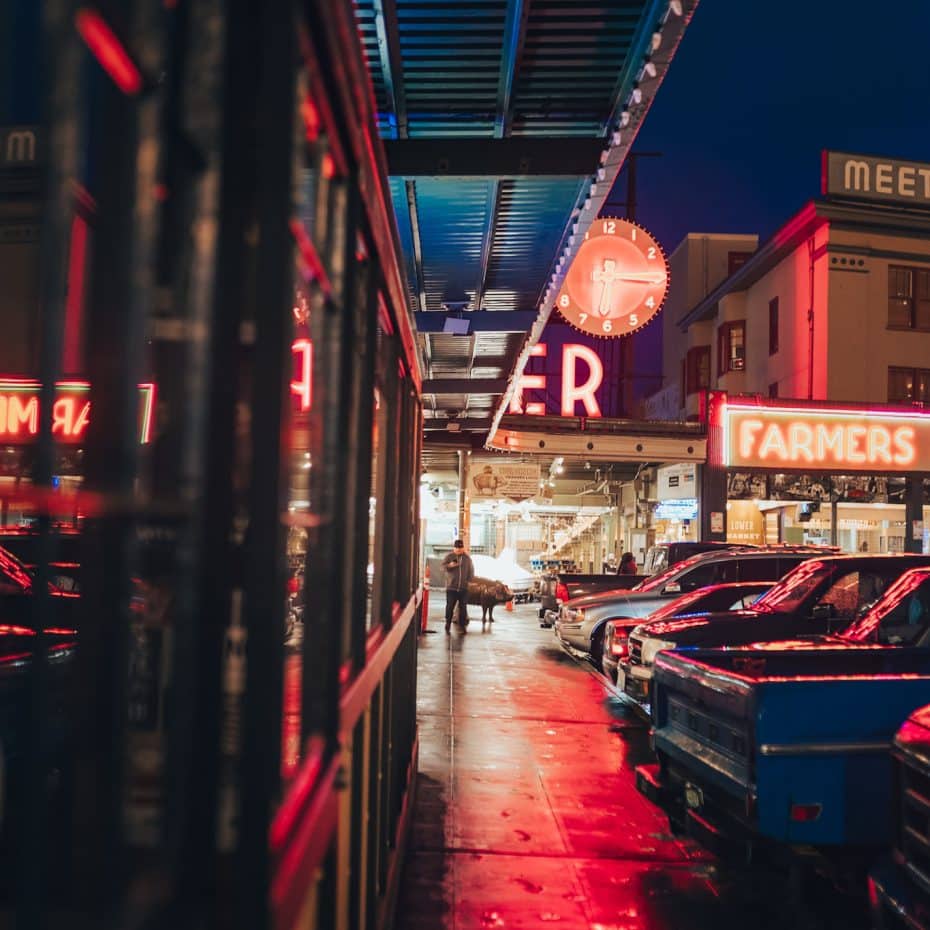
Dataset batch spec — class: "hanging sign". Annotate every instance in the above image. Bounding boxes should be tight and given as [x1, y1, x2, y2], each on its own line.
[468, 462, 540, 501]
[555, 218, 668, 338]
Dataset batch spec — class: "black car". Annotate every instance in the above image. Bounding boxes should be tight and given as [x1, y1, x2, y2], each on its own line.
[621, 553, 930, 703]
[640, 540, 750, 576]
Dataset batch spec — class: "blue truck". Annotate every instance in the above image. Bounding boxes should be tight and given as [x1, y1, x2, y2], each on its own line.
[636, 643, 930, 873]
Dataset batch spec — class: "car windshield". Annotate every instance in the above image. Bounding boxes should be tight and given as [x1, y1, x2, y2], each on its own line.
[751, 560, 830, 614]
[642, 587, 713, 622]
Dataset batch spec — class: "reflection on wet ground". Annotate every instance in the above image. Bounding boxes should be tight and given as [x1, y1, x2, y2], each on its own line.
[396, 599, 870, 930]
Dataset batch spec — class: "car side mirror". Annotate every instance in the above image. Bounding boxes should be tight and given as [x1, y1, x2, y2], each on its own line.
[662, 582, 681, 595]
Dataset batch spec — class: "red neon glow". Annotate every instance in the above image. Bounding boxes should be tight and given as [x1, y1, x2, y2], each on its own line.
[75, 9, 143, 96]
[64, 215, 88, 373]
[724, 402, 930, 472]
[790, 803, 822, 823]
[0, 381, 155, 445]
[290, 339, 313, 412]
[556, 218, 668, 338]
[561, 344, 603, 417]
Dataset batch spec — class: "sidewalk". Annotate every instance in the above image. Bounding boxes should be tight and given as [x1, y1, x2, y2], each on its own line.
[395, 597, 724, 930]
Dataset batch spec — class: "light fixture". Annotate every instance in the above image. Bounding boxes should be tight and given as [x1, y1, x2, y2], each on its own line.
[610, 131, 622, 147]
[669, 0, 683, 15]
[643, 60, 657, 78]
[620, 109, 631, 127]
[631, 85, 643, 104]
[651, 30, 663, 51]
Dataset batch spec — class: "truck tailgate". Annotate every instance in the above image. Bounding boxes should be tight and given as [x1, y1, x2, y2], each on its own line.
[652, 647, 930, 846]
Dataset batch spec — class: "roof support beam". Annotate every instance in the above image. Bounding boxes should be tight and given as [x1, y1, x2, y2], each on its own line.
[423, 417, 493, 431]
[496, 0, 530, 137]
[414, 310, 536, 333]
[386, 137, 604, 178]
[422, 378, 507, 395]
[371, 0, 407, 138]
[405, 180, 427, 314]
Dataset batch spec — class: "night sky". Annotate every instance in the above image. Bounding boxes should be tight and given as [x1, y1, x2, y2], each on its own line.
[607, 0, 930, 254]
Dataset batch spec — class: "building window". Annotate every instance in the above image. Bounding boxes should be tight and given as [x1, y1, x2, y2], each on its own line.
[888, 266, 930, 330]
[717, 321, 745, 375]
[768, 297, 779, 355]
[768, 381, 778, 398]
[685, 345, 711, 395]
[728, 251, 753, 276]
[888, 366, 930, 405]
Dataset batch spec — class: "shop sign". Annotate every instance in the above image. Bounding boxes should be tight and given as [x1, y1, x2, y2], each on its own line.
[657, 463, 697, 501]
[726, 501, 765, 546]
[0, 379, 155, 444]
[555, 218, 668, 338]
[710, 511, 724, 533]
[290, 338, 313, 411]
[655, 499, 698, 521]
[468, 462, 540, 501]
[823, 151, 930, 209]
[720, 400, 930, 473]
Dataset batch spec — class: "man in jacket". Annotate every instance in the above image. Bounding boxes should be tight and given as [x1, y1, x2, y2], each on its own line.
[442, 539, 474, 633]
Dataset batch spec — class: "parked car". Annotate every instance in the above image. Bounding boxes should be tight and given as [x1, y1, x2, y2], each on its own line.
[641, 540, 751, 576]
[621, 554, 930, 705]
[538, 572, 644, 627]
[869, 701, 930, 930]
[554, 546, 830, 665]
[637, 642, 930, 875]
[600, 581, 774, 682]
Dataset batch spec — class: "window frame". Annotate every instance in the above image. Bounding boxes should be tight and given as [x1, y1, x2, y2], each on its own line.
[888, 265, 930, 331]
[684, 345, 711, 396]
[717, 320, 746, 376]
[888, 365, 930, 406]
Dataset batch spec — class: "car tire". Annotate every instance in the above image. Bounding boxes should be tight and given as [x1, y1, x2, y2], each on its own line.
[590, 625, 606, 666]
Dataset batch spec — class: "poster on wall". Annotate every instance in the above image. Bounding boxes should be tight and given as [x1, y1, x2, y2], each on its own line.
[831, 475, 888, 503]
[468, 462, 541, 501]
[726, 501, 766, 546]
[768, 474, 832, 502]
[657, 464, 697, 501]
[726, 472, 767, 500]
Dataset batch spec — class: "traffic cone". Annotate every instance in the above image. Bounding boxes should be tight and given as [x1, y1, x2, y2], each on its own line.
[505, 599, 514, 611]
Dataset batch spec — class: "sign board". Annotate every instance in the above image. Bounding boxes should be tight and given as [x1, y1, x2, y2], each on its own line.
[468, 462, 540, 501]
[655, 499, 698, 521]
[710, 511, 724, 534]
[0, 380, 155, 444]
[823, 150, 930, 209]
[719, 399, 930, 474]
[555, 218, 668, 338]
[0, 126, 37, 167]
[656, 463, 697, 501]
[726, 501, 765, 546]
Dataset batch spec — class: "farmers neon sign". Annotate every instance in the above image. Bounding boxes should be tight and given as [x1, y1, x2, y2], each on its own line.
[0, 380, 155, 444]
[721, 400, 930, 472]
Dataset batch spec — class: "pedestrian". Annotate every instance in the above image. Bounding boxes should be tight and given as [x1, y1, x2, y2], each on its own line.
[618, 551, 637, 575]
[442, 539, 474, 633]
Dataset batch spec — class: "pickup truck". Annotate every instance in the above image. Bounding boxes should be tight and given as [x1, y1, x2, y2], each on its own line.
[868, 703, 930, 930]
[537, 572, 644, 627]
[620, 553, 930, 707]
[637, 644, 930, 867]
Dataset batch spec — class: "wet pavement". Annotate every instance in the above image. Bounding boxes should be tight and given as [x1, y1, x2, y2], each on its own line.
[395, 597, 871, 930]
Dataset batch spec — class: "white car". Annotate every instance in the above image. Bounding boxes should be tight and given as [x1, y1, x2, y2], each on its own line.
[470, 551, 535, 600]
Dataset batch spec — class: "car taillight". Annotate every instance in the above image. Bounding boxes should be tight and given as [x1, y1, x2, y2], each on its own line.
[609, 626, 629, 658]
[790, 803, 822, 822]
[556, 583, 569, 602]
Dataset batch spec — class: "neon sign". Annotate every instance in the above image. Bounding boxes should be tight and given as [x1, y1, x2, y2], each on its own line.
[290, 338, 313, 412]
[721, 400, 930, 472]
[0, 380, 155, 444]
[509, 343, 604, 417]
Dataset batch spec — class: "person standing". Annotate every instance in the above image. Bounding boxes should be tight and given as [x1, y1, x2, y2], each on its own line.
[442, 539, 474, 633]
[618, 552, 638, 575]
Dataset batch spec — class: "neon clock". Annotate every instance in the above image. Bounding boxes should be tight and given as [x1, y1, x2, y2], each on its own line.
[555, 217, 669, 338]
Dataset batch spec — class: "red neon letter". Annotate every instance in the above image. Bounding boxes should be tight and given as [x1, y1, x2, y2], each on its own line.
[290, 338, 313, 412]
[73, 401, 91, 440]
[737, 418, 764, 460]
[893, 427, 916, 465]
[561, 345, 603, 417]
[8, 396, 38, 436]
[510, 344, 547, 415]
[814, 423, 844, 462]
[52, 397, 76, 437]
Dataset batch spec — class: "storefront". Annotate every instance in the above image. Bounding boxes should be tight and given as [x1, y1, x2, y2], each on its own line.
[652, 463, 699, 545]
[702, 392, 930, 553]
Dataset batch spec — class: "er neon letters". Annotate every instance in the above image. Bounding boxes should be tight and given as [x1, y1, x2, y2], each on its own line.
[510, 343, 604, 417]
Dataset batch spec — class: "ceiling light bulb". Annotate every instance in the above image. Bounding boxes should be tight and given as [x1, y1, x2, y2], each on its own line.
[643, 60, 657, 78]
[631, 86, 643, 104]
[669, 0, 683, 15]
[651, 30, 662, 51]
[597, 167, 606, 181]
[620, 110, 631, 127]
[610, 131, 622, 147]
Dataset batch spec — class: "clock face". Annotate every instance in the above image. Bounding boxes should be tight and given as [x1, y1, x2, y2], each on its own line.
[554, 218, 669, 338]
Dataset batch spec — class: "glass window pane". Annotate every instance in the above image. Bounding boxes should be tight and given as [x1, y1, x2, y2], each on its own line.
[889, 267, 913, 327]
[889, 367, 914, 404]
